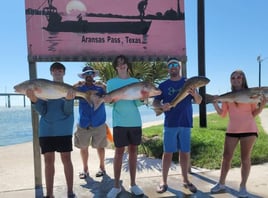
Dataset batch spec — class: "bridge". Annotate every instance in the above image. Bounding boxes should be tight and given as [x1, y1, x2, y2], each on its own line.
[0, 93, 26, 108]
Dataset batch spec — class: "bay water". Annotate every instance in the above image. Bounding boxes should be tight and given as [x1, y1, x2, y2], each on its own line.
[0, 104, 214, 147]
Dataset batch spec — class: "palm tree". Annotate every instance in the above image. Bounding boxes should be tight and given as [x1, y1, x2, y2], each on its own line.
[87, 62, 115, 83]
[88, 61, 168, 84]
[132, 61, 168, 84]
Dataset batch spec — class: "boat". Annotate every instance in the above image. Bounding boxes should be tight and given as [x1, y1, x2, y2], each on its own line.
[42, 6, 151, 35]
[43, 18, 152, 35]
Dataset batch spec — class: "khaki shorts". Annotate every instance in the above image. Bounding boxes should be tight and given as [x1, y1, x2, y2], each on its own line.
[74, 123, 107, 149]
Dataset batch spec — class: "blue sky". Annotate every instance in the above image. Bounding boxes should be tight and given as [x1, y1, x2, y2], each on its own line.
[1, 0, 268, 105]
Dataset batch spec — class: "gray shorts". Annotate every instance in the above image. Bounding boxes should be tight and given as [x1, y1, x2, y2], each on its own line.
[74, 123, 107, 149]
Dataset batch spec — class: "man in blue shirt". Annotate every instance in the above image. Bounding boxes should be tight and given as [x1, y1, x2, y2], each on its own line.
[74, 66, 107, 179]
[153, 58, 202, 194]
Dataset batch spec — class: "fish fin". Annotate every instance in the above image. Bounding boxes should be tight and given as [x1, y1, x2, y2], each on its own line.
[249, 94, 260, 100]
[143, 98, 154, 107]
[142, 98, 149, 106]
[34, 87, 42, 94]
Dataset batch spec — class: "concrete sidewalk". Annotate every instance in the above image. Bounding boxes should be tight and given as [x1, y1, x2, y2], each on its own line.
[0, 109, 268, 197]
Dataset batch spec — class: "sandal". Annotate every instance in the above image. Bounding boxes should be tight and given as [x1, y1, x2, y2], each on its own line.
[183, 182, 197, 193]
[79, 172, 89, 179]
[67, 193, 76, 198]
[156, 184, 168, 193]
[95, 170, 106, 177]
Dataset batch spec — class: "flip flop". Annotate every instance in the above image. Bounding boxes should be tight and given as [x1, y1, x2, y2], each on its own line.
[95, 170, 106, 177]
[183, 182, 197, 193]
[156, 184, 168, 193]
[79, 172, 89, 179]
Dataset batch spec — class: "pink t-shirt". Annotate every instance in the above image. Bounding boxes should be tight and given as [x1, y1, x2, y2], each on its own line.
[220, 102, 258, 133]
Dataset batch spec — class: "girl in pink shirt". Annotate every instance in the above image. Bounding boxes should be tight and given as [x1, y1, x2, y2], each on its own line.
[210, 70, 266, 197]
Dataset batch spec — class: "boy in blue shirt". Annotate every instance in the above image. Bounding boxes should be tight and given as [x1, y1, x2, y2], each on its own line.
[26, 62, 76, 198]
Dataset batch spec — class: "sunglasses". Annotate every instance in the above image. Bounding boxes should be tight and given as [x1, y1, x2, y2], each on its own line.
[83, 71, 95, 76]
[168, 63, 180, 69]
[231, 76, 242, 80]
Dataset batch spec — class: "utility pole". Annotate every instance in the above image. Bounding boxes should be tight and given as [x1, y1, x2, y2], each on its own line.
[198, 0, 207, 127]
[257, 55, 267, 87]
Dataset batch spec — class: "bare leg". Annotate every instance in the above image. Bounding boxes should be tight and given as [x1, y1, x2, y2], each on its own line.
[128, 144, 138, 186]
[113, 147, 125, 188]
[80, 147, 89, 173]
[219, 136, 239, 185]
[97, 147, 105, 171]
[44, 152, 55, 198]
[160, 152, 173, 185]
[180, 151, 190, 184]
[60, 152, 74, 195]
[240, 136, 256, 188]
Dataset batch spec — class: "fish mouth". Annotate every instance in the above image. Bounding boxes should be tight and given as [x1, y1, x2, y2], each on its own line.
[151, 89, 161, 96]
[13, 86, 19, 92]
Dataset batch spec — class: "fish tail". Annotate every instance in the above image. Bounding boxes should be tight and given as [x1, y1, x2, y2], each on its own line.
[84, 91, 104, 110]
[205, 94, 215, 104]
[93, 96, 104, 111]
[106, 124, 113, 143]
[153, 107, 163, 116]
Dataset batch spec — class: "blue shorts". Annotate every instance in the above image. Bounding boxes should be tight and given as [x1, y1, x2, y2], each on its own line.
[163, 127, 191, 153]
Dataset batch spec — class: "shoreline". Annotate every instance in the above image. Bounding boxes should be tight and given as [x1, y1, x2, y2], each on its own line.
[0, 104, 216, 147]
[1, 108, 266, 148]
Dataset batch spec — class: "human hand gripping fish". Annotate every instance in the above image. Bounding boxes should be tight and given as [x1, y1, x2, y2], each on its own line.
[65, 90, 76, 100]
[205, 86, 268, 104]
[154, 86, 201, 115]
[188, 86, 202, 104]
[101, 81, 161, 104]
[14, 79, 102, 110]
[26, 89, 38, 103]
[153, 76, 209, 116]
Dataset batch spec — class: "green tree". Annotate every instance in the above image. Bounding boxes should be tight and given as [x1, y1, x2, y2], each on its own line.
[88, 61, 168, 84]
[87, 62, 115, 83]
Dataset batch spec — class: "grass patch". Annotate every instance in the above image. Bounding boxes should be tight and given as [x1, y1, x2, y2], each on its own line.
[140, 112, 268, 170]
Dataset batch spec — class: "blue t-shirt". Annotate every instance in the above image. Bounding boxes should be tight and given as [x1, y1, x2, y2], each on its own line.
[155, 77, 193, 127]
[34, 98, 74, 137]
[106, 77, 142, 127]
[77, 85, 106, 128]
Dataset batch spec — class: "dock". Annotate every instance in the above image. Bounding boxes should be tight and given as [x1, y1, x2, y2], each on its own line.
[0, 93, 26, 107]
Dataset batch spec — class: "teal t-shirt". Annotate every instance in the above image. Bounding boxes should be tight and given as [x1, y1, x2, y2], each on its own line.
[34, 98, 74, 137]
[106, 77, 142, 127]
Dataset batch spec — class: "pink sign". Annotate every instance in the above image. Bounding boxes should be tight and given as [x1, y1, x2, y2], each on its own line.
[25, 0, 186, 61]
